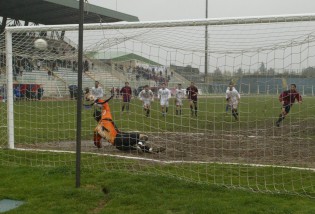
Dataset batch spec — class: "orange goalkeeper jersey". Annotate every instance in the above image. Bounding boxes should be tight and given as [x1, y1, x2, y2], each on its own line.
[94, 98, 118, 145]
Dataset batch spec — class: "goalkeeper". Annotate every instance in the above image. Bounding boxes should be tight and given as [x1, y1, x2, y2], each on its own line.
[85, 93, 162, 153]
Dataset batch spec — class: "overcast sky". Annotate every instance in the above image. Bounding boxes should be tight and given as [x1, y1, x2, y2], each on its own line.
[81, 0, 315, 72]
[88, 0, 315, 21]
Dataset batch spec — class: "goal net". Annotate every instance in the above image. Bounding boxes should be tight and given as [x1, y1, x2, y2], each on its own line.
[1, 15, 315, 197]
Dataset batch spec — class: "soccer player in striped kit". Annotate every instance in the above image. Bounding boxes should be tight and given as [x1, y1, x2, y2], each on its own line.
[186, 82, 199, 116]
[120, 82, 132, 114]
[275, 84, 302, 127]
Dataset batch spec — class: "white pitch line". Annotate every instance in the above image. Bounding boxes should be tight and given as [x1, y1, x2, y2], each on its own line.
[3, 147, 314, 173]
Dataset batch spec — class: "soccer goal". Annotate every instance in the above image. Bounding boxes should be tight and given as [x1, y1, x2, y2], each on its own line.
[1, 14, 315, 197]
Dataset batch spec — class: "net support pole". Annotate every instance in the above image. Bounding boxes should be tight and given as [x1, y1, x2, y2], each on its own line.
[5, 30, 14, 149]
[204, 0, 208, 83]
[76, 0, 84, 188]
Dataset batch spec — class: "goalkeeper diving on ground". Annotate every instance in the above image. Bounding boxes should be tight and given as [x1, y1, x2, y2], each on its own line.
[84, 92, 165, 153]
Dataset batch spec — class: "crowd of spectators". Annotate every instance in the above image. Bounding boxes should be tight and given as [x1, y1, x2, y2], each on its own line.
[131, 66, 171, 85]
[14, 84, 44, 100]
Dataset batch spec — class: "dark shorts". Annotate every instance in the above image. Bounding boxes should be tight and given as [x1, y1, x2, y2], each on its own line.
[114, 132, 140, 151]
[189, 98, 197, 103]
[123, 97, 131, 102]
[282, 104, 291, 114]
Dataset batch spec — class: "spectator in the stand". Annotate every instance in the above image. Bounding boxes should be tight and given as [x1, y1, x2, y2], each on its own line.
[13, 65, 18, 80]
[37, 85, 44, 100]
[19, 65, 24, 77]
[13, 86, 22, 101]
[37, 61, 41, 70]
[31, 84, 39, 100]
[52, 62, 58, 71]
[136, 74, 140, 81]
[91, 63, 94, 70]
[84, 60, 89, 73]
[48, 70, 52, 80]
[20, 84, 27, 98]
[72, 61, 77, 72]
[24, 61, 29, 72]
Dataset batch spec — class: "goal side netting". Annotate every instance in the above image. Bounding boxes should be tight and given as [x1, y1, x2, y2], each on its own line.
[1, 15, 315, 197]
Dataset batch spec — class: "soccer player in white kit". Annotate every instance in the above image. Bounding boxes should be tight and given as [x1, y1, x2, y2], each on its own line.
[158, 83, 171, 117]
[225, 84, 240, 121]
[225, 84, 235, 114]
[138, 85, 154, 117]
[91, 81, 104, 99]
[175, 83, 185, 115]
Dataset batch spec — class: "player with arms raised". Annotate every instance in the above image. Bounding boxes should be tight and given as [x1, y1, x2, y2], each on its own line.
[85, 93, 163, 153]
[138, 85, 154, 117]
[175, 83, 185, 115]
[275, 83, 302, 127]
[158, 83, 171, 117]
[186, 82, 198, 116]
[225, 83, 240, 121]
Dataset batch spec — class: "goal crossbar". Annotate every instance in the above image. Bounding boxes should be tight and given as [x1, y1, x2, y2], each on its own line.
[5, 13, 315, 33]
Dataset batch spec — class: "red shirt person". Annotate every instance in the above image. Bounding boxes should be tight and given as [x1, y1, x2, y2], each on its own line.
[186, 82, 199, 116]
[276, 83, 302, 127]
[120, 82, 132, 113]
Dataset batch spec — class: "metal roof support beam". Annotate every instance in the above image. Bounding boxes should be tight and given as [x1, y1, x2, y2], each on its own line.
[0, 16, 7, 33]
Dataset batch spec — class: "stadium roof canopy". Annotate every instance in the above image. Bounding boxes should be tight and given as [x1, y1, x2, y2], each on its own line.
[0, 0, 139, 25]
[88, 51, 162, 66]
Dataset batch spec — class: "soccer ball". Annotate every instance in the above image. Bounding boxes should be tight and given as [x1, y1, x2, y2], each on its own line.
[34, 39, 48, 50]
[85, 94, 95, 102]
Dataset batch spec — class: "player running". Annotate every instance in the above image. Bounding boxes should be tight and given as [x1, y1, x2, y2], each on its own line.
[85, 93, 163, 153]
[138, 85, 154, 117]
[225, 83, 235, 114]
[120, 82, 132, 114]
[275, 83, 302, 127]
[158, 83, 171, 117]
[225, 84, 240, 121]
[175, 83, 185, 115]
[186, 82, 199, 116]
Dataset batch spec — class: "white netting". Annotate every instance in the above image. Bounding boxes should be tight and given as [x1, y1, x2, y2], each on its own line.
[1, 17, 315, 197]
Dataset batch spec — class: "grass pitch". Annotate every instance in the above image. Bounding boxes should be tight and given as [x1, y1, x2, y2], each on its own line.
[0, 95, 315, 211]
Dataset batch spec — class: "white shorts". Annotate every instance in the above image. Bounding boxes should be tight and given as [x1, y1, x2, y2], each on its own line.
[160, 99, 169, 107]
[142, 99, 151, 107]
[176, 98, 183, 106]
[228, 101, 239, 109]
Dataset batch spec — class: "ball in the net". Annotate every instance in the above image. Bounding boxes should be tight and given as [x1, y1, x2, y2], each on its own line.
[34, 38, 48, 50]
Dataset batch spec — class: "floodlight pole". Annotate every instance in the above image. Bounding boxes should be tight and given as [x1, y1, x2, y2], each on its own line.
[76, 0, 84, 188]
[204, 0, 208, 83]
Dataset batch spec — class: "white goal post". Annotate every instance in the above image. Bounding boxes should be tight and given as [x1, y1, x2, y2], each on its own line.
[2, 14, 315, 197]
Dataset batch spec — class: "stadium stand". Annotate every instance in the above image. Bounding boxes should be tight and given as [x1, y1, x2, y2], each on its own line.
[238, 76, 284, 94]
[237, 76, 315, 95]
